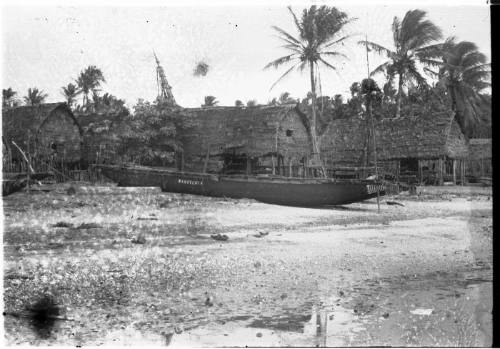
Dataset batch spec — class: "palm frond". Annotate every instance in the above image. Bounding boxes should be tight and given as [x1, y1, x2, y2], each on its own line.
[320, 51, 348, 60]
[359, 40, 394, 58]
[271, 25, 301, 45]
[324, 34, 353, 49]
[370, 61, 391, 77]
[423, 67, 440, 78]
[264, 54, 298, 70]
[317, 57, 337, 71]
[269, 63, 299, 91]
[287, 6, 302, 34]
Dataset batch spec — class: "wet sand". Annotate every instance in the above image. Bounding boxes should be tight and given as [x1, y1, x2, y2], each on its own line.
[2, 184, 492, 346]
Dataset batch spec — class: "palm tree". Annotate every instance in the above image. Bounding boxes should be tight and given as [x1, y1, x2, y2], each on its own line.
[76, 65, 105, 106]
[235, 100, 244, 107]
[23, 87, 48, 106]
[246, 99, 258, 107]
[2, 87, 17, 107]
[265, 5, 354, 161]
[426, 38, 490, 137]
[202, 96, 218, 107]
[360, 9, 443, 118]
[61, 83, 80, 108]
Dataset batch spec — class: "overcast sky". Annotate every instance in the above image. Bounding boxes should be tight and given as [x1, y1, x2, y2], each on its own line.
[1, 1, 490, 108]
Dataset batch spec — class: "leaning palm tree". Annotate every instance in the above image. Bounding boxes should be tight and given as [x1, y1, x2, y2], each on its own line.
[23, 87, 48, 106]
[76, 65, 105, 106]
[360, 9, 443, 118]
[426, 38, 490, 137]
[61, 83, 80, 108]
[2, 87, 17, 107]
[265, 5, 355, 162]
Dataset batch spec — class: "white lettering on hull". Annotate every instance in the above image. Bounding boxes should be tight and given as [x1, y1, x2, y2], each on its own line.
[178, 178, 203, 186]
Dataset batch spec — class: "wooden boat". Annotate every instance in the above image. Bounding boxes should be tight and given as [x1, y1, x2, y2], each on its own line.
[98, 164, 385, 207]
[2, 172, 52, 196]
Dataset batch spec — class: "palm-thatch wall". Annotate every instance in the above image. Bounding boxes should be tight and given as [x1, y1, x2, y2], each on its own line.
[320, 111, 469, 184]
[466, 138, 491, 179]
[321, 111, 469, 164]
[2, 103, 82, 171]
[172, 105, 311, 173]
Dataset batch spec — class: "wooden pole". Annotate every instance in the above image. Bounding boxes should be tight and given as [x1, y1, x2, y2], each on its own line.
[452, 159, 457, 185]
[203, 145, 210, 173]
[246, 156, 251, 175]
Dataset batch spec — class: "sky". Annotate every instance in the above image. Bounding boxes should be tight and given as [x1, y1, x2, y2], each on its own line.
[1, 0, 491, 108]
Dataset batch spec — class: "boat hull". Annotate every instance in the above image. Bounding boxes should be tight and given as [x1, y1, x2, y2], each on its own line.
[99, 165, 385, 207]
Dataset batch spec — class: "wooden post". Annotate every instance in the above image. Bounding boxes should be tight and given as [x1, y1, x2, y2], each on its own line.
[418, 160, 422, 184]
[461, 161, 465, 186]
[452, 159, 457, 185]
[246, 156, 251, 175]
[203, 146, 210, 173]
[271, 155, 276, 175]
[438, 157, 444, 185]
[181, 151, 184, 172]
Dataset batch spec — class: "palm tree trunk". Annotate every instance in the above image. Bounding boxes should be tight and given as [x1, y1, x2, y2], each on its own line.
[395, 73, 403, 118]
[308, 61, 327, 178]
[309, 61, 319, 157]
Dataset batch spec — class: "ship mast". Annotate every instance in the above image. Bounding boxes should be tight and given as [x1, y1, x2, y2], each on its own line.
[154, 51, 178, 107]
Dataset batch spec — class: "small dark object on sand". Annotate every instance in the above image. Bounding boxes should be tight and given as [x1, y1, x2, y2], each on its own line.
[76, 222, 102, 229]
[383, 312, 389, 318]
[27, 295, 61, 339]
[256, 332, 263, 338]
[66, 186, 77, 195]
[52, 221, 73, 228]
[205, 292, 214, 306]
[253, 231, 269, 238]
[386, 201, 405, 207]
[164, 332, 174, 346]
[211, 234, 229, 241]
[131, 233, 146, 244]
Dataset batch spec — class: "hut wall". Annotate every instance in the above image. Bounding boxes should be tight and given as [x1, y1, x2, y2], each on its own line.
[466, 138, 492, 178]
[2, 103, 82, 170]
[177, 106, 310, 172]
[37, 107, 82, 163]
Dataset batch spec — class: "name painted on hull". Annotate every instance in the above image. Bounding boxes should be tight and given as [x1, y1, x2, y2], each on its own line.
[366, 184, 384, 194]
[178, 178, 203, 186]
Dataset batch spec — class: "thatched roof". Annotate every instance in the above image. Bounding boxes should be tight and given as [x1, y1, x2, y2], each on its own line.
[321, 111, 469, 165]
[2, 103, 82, 143]
[468, 138, 491, 159]
[174, 104, 311, 160]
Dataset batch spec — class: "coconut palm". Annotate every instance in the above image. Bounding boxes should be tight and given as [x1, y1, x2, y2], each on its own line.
[235, 100, 244, 107]
[76, 65, 105, 106]
[360, 9, 443, 118]
[265, 5, 355, 161]
[61, 83, 80, 108]
[202, 96, 218, 107]
[23, 87, 48, 106]
[426, 38, 490, 137]
[2, 87, 17, 107]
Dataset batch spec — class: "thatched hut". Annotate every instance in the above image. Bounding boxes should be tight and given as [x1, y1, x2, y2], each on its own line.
[466, 138, 491, 181]
[321, 111, 470, 184]
[2, 103, 83, 172]
[172, 105, 311, 175]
